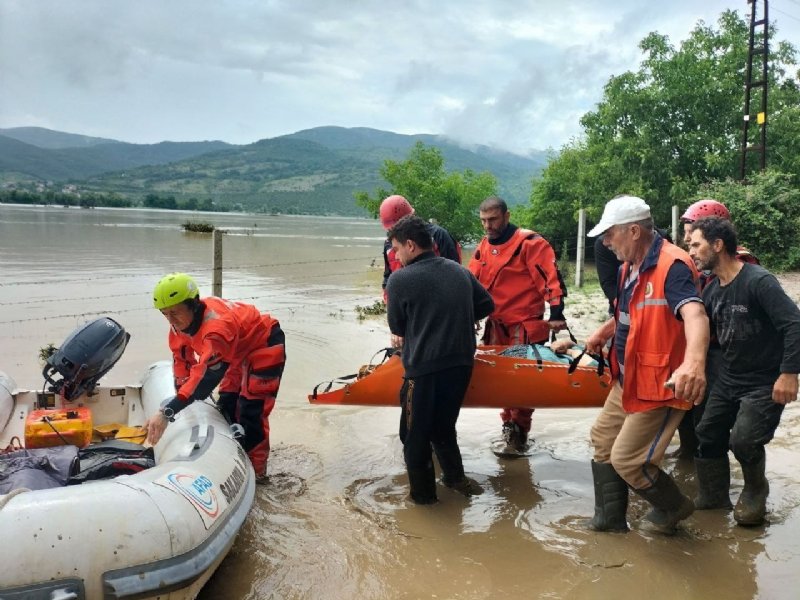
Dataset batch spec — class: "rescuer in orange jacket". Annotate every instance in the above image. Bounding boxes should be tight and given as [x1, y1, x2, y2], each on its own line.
[144, 273, 286, 481]
[584, 196, 709, 535]
[468, 196, 567, 452]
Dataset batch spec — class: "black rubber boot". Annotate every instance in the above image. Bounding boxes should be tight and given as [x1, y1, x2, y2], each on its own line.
[669, 411, 699, 460]
[587, 461, 629, 532]
[433, 443, 465, 487]
[634, 470, 694, 535]
[694, 456, 733, 510]
[407, 464, 438, 505]
[734, 456, 768, 526]
[434, 444, 482, 496]
[502, 421, 528, 452]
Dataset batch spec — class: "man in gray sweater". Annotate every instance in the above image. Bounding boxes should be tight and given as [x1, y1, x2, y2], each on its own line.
[386, 215, 495, 504]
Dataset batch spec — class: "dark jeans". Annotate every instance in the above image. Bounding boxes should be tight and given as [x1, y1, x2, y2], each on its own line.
[677, 346, 723, 451]
[399, 365, 473, 472]
[696, 380, 785, 465]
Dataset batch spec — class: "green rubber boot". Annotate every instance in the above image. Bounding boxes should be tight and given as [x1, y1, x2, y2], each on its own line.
[694, 456, 733, 510]
[587, 461, 629, 532]
[634, 470, 694, 535]
[734, 456, 768, 527]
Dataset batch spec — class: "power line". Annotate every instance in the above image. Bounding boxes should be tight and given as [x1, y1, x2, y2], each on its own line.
[772, 5, 800, 21]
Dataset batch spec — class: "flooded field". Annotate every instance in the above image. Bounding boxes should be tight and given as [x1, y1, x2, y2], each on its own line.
[1, 204, 798, 600]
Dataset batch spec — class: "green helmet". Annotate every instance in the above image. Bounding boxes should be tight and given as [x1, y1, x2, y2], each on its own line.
[153, 273, 200, 310]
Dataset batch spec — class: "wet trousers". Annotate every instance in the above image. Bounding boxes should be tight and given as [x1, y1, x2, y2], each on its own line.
[590, 382, 686, 490]
[483, 320, 545, 433]
[696, 380, 784, 466]
[218, 326, 286, 477]
[399, 365, 473, 476]
[675, 346, 722, 454]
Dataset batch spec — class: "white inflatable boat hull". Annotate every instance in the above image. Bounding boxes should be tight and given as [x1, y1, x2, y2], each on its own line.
[0, 361, 255, 600]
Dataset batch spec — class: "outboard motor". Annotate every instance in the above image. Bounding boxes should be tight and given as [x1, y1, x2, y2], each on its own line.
[42, 317, 131, 401]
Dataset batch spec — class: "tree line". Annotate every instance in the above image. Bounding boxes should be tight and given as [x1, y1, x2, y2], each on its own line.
[0, 189, 231, 213]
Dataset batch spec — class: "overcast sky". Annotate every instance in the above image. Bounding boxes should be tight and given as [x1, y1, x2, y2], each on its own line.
[2, 0, 799, 155]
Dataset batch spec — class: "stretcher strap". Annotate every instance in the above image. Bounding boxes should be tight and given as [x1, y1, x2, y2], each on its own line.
[311, 374, 358, 399]
[529, 343, 544, 371]
[567, 347, 606, 377]
[311, 348, 398, 399]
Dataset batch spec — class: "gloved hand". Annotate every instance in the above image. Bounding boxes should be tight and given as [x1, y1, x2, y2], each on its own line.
[217, 391, 239, 424]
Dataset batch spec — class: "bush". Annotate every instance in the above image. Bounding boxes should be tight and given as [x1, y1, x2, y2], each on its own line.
[182, 221, 215, 233]
[699, 170, 800, 271]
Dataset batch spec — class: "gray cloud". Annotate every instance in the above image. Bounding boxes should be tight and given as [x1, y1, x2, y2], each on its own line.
[1, 0, 798, 151]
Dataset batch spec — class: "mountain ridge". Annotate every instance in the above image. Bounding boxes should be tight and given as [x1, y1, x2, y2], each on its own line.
[1, 126, 547, 215]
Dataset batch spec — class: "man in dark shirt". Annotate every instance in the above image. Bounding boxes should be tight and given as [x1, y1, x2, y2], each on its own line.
[386, 215, 494, 504]
[379, 194, 461, 348]
[688, 217, 800, 526]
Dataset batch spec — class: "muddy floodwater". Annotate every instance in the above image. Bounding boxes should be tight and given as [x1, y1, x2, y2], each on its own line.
[1, 204, 798, 600]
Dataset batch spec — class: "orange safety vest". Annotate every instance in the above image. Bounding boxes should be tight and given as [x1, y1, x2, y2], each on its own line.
[611, 242, 699, 413]
[469, 228, 564, 342]
[169, 297, 280, 400]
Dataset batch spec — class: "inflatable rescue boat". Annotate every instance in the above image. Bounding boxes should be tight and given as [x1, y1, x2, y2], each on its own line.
[0, 318, 254, 600]
[309, 345, 613, 408]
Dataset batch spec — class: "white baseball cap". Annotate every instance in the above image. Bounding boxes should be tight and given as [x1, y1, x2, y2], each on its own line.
[588, 195, 652, 237]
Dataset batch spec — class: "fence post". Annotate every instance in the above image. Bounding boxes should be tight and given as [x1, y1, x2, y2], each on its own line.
[212, 229, 223, 297]
[671, 205, 679, 244]
[575, 208, 586, 288]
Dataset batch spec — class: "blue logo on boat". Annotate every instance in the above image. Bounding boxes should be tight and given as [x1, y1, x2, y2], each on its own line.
[167, 472, 220, 517]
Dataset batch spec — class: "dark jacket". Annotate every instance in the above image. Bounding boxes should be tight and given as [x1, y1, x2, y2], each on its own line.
[386, 252, 494, 378]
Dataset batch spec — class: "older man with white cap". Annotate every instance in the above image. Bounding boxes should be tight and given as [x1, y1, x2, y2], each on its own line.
[583, 195, 709, 535]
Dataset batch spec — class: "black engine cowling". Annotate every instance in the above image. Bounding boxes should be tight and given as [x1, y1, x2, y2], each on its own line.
[42, 317, 131, 401]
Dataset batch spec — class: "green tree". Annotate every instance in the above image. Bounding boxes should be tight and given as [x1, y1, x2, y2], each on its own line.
[355, 142, 497, 242]
[529, 10, 799, 249]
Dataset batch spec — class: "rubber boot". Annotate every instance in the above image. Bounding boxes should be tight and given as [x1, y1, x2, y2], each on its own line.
[694, 456, 733, 510]
[669, 410, 698, 460]
[433, 443, 465, 486]
[587, 461, 629, 532]
[734, 456, 768, 526]
[407, 464, 438, 505]
[502, 421, 528, 452]
[434, 444, 482, 496]
[634, 470, 694, 535]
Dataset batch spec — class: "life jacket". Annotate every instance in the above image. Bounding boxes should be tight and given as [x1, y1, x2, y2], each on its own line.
[169, 297, 280, 400]
[469, 228, 565, 342]
[610, 241, 699, 413]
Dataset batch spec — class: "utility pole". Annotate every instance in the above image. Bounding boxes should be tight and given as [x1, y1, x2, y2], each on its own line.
[739, 0, 769, 180]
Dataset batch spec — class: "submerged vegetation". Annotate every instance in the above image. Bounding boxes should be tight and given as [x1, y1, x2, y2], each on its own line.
[355, 300, 386, 320]
[182, 221, 215, 233]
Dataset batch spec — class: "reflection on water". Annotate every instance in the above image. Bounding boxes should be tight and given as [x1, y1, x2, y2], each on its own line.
[1, 204, 799, 599]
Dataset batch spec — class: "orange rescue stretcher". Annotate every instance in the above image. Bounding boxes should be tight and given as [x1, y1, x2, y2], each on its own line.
[309, 346, 613, 408]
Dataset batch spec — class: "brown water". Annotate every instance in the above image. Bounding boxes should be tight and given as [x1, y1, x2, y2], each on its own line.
[1, 204, 798, 600]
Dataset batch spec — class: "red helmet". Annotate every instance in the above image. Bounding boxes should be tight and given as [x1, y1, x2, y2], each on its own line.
[680, 199, 730, 223]
[379, 195, 414, 229]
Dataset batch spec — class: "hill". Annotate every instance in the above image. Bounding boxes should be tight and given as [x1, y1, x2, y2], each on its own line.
[0, 126, 121, 149]
[1, 126, 547, 216]
[0, 134, 232, 182]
